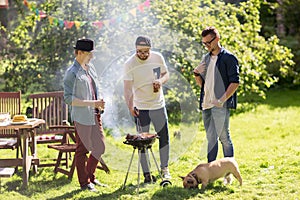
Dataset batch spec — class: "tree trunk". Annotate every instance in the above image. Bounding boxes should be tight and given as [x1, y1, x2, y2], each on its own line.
[276, 0, 285, 37]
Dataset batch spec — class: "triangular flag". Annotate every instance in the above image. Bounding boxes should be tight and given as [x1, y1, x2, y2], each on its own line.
[144, 0, 150, 7]
[138, 4, 144, 13]
[24, 0, 28, 7]
[68, 21, 75, 29]
[74, 21, 81, 29]
[31, 4, 36, 12]
[81, 21, 88, 26]
[64, 21, 74, 29]
[92, 21, 103, 29]
[103, 20, 110, 28]
[27, 2, 32, 10]
[122, 14, 129, 21]
[39, 11, 47, 19]
[116, 16, 122, 23]
[110, 18, 116, 25]
[53, 18, 58, 26]
[129, 8, 137, 17]
[48, 16, 53, 25]
[58, 19, 64, 28]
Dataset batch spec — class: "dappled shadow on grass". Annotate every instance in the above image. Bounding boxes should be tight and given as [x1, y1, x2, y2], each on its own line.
[151, 182, 235, 200]
[204, 182, 235, 195]
[4, 167, 73, 197]
[152, 186, 200, 200]
[48, 184, 140, 200]
[46, 188, 87, 200]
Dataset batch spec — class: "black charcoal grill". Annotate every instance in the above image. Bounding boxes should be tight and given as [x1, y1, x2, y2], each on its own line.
[123, 132, 157, 148]
[122, 132, 171, 194]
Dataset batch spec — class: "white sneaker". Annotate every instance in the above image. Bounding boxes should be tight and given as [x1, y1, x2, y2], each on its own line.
[161, 167, 171, 179]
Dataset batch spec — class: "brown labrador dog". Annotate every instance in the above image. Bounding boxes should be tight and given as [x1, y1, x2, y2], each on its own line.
[180, 157, 242, 190]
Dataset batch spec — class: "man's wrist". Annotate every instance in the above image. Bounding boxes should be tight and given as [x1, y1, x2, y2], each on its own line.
[194, 72, 200, 76]
[217, 99, 224, 105]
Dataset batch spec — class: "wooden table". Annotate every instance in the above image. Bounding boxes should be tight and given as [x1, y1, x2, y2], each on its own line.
[0, 118, 45, 188]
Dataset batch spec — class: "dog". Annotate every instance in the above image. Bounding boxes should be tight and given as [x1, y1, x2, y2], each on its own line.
[180, 157, 242, 190]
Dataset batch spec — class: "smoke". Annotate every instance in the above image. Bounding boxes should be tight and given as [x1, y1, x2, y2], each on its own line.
[75, 1, 207, 172]
[88, 26, 208, 172]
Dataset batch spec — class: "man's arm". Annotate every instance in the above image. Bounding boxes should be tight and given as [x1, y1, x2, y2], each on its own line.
[160, 71, 169, 84]
[214, 82, 239, 107]
[124, 80, 136, 116]
[193, 71, 203, 87]
[71, 98, 105, 109]
[193, 61, 206, 87]
[220, 82, 239, 103]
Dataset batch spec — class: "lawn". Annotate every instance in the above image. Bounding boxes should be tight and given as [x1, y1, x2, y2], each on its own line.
[0, 88, 299, 199]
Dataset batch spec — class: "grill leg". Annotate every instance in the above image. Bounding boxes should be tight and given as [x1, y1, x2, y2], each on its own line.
[144, 148, 154, 183]
[149, 147, 163, 180]
[137, 148, 142, 195]
[122, 148, 136, 190]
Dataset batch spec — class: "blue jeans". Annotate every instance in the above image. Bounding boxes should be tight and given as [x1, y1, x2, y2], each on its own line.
[202, 107, 234, 162]
[135, 107, 170, 174]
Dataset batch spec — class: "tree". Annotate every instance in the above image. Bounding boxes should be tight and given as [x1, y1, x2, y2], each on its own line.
[151, 0, 295, 99]
[0, 0, 297, 124]
[260, 0, 300, 86]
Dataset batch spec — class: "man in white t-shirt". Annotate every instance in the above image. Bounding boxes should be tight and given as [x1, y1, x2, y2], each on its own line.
[123, 36, 171, 183]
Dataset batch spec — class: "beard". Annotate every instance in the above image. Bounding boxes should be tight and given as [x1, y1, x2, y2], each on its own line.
[136, 54, 149, 60]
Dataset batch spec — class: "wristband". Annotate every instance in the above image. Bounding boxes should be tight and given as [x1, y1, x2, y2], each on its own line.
[217, 99, 223, 105]
[194, 72, 200, 76]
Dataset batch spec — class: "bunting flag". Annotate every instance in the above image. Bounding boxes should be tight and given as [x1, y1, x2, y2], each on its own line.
[23, 0, 151, 30]
[74, 21, 81, 29]
[48, 16, 53, 25]
[92, 21, 103, 29]
[129, 8, 137, 17]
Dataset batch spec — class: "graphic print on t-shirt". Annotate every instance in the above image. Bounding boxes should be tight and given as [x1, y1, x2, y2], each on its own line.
[153, 67, 161, 79]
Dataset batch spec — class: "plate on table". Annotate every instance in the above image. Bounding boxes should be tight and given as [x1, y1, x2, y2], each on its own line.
[10, 121, 28, 125]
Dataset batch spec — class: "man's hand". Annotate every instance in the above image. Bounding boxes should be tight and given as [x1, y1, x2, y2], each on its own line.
[95, 99, 105, 110]
[212, 99, 223, 108]
[153, 79, 162, 92]
[194, 61, 206, 76]
[129, 107, 139, 117]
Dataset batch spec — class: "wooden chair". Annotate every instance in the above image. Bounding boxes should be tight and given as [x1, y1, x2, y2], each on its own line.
[47, 126, 76, 179]
[29, 91, 109, 179]
[28, 91, 74, 168]
[0, 91, 22, 162]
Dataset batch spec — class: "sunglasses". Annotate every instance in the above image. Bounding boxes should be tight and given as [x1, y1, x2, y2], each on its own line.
[202, 36, 216, 46]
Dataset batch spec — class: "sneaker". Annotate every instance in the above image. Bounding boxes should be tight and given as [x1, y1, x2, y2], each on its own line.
[81, 183, 98, 192]
[161, 167, 171, 179]
[91, 179, 108, 187]
[144, 173, 157, 184]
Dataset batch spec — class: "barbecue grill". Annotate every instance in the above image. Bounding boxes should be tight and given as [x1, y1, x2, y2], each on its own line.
[123, 132, 157, 148]
[122, 132, 172, 194]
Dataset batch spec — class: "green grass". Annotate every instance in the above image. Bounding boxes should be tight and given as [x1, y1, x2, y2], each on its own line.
[0, 88, 300, 199]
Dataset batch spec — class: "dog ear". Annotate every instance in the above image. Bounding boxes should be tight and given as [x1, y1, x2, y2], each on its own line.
[179, 176, 186, 180]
